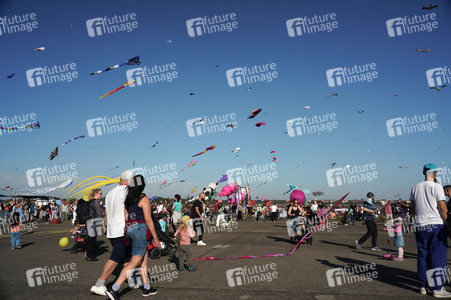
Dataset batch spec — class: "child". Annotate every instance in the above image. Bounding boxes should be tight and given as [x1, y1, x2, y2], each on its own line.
[174, 216, 196, 272]
[392, 217, 404, 261]
[10, 212, 22, 249]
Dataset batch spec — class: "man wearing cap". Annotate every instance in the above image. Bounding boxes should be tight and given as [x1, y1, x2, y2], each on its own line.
[410, 163, 451, 297]
[90, 170, 132, 296]
[355, 192, 381, 251]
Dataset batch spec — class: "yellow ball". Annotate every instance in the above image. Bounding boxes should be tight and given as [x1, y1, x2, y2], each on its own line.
[59, 237, 69, 247]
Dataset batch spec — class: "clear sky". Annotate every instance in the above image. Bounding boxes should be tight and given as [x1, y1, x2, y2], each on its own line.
[0, 0, 450, 201]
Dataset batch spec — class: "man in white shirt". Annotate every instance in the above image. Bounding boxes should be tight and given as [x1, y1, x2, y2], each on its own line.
[90, 170, 132, 296]
[311, 200, 318, 225]
[410, 163, 451, 297]
[270, 204, 278, 222]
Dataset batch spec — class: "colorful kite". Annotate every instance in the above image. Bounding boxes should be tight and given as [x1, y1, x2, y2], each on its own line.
[255, 122, 266, 127]
[416, 48, 431, 52]
[247, 108, 261, 119]
[90, 55, 141, 75]
[232, 147, 240, 156]
[216, 174, 228, 185]
[34, 47, 45, 51]
[31, 179, 73, 195]
[192, 118, 204, 125]
[181, 159, 198, 171]
[7, 73, 15, 78]
[357, 110, 365, 114]
[99, 80, 135, 99]
[149, 196, 158, 202]
[293, 161, 303, 169]
[245, 162, 254, 169]
[226, 123, 234, 128]
[327, 93, 338, 97]
[160, 180, 167, 187]
[192, 145, 216, 157]
[245, 87, 252, 91]
[270, 151, 275, 153]
[49, 147, 59, 160]
[282, 184, 299, 195]
[272, 157, 277, 162]
[304, 106, 311, 110]
[1, 121, 40, 131]
[62, 135, 85, 146]
[430, 85, 447, 92]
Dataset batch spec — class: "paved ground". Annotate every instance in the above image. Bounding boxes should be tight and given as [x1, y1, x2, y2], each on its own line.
[0, 219, 449, 300]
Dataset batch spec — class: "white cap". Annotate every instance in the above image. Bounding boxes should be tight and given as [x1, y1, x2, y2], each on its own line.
[121, 170, 133, 180]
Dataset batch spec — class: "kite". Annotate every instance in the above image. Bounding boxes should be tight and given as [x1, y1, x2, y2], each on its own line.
[312, 191, 325, 196]
[7, 73, 15, 78]
[216, 174, 228, 185]
[149, 196, 158, 202]
[357, 110, 365, 113]
[191, 188, 197, 193]
[256, 182, 266, 188]
[416, 48, 431, 52]
[245, 162, 254, 169]
[327, 93, 338, 97]
[245, 87, 252, 91]
[215, 65, 220, 67]
[192, 118, 204, 125]
[90, 55, 141, 75]
[49, 146, 59, 160]
[62, 135, 85, 146]
[293, 161, 303, 169]
[105, 166, 119, 174]
[146, 141, 159, 149]
[232, 147, 240, 156]
[255, 122, 266, 127]
[430, 85, 447, 91]
[99, 80, 135, 99]
[161, 21, 174, 32]
[247, 108, 261, 119]
[166, 40, 172, 44]
[133, 160, 135, 167]
[226, 123, 234, 128]
[34, 47, 45, 51]
[282, 184, 299, 195]
[194, 193, 350, 261]
[304, 106, 311, 110]
[30, 179, 73, 195]
[270, 151, 275, 153]
[64, 176, 120, 201]
[422, 4, 438, 10]
[398, 166, 409, 169]
[393, 94, 399, 96]
[272, 157, 277, 162]
[345, 164, 351, 168]
[192, 145, 216, 157]
[160, 180, 167, 187]
[1, 121, 40, 131]
[190, 93, 195, 96]
[181, 159, 198, 171]
[330, 162, 336, 167]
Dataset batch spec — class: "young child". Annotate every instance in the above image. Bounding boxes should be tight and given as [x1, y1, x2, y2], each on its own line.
[393, 217, 404, 261]
[174, 216, 196, 272]
[10, 212, 22, 249]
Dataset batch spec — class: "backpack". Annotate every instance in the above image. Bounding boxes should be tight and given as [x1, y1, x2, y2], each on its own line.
[76, 199, 92, 225]
[10, 212, 20, 227]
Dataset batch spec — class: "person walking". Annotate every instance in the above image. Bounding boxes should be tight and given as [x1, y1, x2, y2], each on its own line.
[355, 192, 381, 251]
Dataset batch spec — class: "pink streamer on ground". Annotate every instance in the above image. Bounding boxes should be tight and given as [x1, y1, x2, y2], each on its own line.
[193, 192, 349, 261]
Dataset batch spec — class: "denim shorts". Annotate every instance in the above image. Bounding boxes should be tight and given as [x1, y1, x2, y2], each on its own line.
[125, 223, 148, 257]
[394, 235, 404, 247]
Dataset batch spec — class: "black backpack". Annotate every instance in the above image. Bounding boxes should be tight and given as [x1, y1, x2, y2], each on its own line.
[76, 199, 92, 225]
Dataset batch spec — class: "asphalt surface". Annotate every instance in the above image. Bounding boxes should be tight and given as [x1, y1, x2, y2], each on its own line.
[0, 219, 448, 300]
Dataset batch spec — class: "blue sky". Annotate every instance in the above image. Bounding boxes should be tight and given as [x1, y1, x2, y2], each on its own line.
[0, 0, 450, 201]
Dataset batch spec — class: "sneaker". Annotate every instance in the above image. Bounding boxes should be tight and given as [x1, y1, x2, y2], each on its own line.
[90, 285, 107, 296]
[15, 246, 22, 249]
[197, 241, 206, 246]
[142, 287, 157, 297]
[393, 256, 404, 261]
[178, 267, 183, 271]
[433, 287, 451, 298]
[372, 247, 382, 251]
[355, 240, 361, 249]
[105, 288, 120, 300]
[188, 267, 197, 272]
[10, 247, 15, 250]
[420, 287, 427, 295]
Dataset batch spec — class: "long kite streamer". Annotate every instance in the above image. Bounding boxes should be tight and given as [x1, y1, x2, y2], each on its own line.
[90, 55, 141, 75]
[192, 145, 216, 157]
[63, 176, 120, 201]
[62, 135, 85, 146]
[193, 192, 349, 261]
[1, 121, 40, 131]
[99, 80, 135, 99]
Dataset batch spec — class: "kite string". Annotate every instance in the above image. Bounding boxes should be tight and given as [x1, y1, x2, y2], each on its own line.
[193, 192, 349, 261]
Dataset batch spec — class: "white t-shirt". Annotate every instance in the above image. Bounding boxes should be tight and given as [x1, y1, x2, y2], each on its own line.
[410, 181, 446, 226]
[311, 204, 318, 212]
[105, 185, 128, 238]
[271, 205, 277, 213]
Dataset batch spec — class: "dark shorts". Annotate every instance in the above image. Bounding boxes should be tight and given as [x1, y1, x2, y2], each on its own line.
[109, 237, 132, 263]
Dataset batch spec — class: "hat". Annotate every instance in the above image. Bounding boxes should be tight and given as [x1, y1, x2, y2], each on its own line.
[423, 163, 439, 173]
[367, 192, 375, 198]
[121, 170, 133, 180]
[181, 215, 192, 224]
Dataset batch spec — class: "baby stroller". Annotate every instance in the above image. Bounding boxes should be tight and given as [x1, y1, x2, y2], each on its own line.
[289, 216, 312, 245]
[69, 225, 88, 254]
[148, 213, 177, 259]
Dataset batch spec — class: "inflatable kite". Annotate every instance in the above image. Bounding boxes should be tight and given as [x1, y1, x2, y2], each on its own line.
[192, 145, 216, 157]
[99, 80, 135, 99]
[247, 108, 261, 119]
[90, 55, 141, 75]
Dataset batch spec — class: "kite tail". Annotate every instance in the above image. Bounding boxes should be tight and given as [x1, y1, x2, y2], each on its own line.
[63, 176, 119, 201]
[193, 192, 349, 261]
